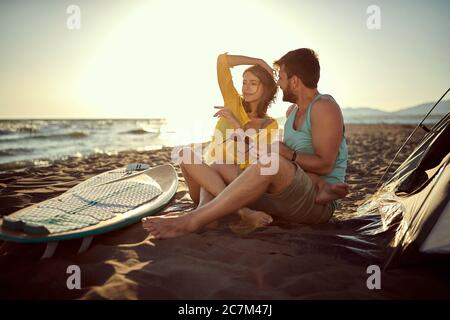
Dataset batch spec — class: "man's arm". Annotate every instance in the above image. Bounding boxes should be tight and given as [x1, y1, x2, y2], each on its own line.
[280, 100, 344, 176]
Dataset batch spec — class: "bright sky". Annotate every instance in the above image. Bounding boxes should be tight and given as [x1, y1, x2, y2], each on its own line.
[0, 0, 449, 123]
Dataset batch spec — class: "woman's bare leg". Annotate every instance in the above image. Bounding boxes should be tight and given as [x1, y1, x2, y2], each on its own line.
[178, 148, 227, 204]
[198, 187, 214, 207]
[210, 163, 272, 227]
[197, 187, 221, 229]
[180, 163, 201, 205]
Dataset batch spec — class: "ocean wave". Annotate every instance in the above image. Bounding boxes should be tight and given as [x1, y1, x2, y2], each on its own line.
[0, 148, 34, 157]
[123, 128, 160, 135]
[33, 131, 89, 140]
[0, 131, 89, 143]
[0, 130, 12, 135]
[0, 123, 43, 135]
[0, 127, 39, 135]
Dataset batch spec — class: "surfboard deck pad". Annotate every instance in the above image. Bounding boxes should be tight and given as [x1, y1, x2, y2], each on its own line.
[0, 164, 178, 258]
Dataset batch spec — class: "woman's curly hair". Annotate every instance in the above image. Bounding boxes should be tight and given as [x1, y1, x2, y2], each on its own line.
[242, 65, 278, 118]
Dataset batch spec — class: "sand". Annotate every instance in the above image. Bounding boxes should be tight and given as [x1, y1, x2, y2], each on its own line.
[1, 124, 449, 299]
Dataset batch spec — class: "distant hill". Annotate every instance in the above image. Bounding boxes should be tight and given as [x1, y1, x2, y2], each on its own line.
[341, 107, 386, 116]
[342, 99, 450, 117]
[275, 99, 450, 124]
[392, 100, 450, 116]
[342, 99, 450, 124]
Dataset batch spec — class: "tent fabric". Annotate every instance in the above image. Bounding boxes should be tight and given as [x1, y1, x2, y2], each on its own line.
[356, 112, 450, 266]
[421, 199, 450, 253]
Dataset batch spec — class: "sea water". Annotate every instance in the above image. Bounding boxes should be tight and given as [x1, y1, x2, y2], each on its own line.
[0, 111, 443, 171]
[0, 119, 185, 170]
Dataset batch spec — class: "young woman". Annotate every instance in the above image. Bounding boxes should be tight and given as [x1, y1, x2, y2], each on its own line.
[174, 53, 280, 228]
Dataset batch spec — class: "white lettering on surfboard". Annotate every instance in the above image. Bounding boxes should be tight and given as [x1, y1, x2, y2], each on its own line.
[66, 265, 81, 290]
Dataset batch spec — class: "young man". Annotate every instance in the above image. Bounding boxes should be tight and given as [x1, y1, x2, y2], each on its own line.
[143, 48, 348, 239]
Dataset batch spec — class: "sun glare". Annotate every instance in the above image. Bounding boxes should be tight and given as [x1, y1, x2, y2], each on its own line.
[76, 0, 295, 128]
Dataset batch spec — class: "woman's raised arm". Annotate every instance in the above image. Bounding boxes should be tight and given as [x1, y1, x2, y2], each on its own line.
[226, 54, 273, 75]
[217, 53, 274, 106]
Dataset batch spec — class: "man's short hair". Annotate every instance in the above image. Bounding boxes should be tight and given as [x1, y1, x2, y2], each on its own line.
[274, 48, 320, 89]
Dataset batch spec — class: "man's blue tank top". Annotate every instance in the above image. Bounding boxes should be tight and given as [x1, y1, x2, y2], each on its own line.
[283, 94, 348, 184]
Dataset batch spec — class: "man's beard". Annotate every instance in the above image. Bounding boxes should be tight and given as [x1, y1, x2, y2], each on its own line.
[282, 84, 297, 103]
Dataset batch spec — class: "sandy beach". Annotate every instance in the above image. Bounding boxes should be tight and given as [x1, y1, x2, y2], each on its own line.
[1, 124, 449, 299]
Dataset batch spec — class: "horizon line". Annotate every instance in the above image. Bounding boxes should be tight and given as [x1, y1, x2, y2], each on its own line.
[1, 98, 449, 120]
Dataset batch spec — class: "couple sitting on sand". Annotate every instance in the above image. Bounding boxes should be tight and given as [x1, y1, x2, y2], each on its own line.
[142, 48, 349, 239]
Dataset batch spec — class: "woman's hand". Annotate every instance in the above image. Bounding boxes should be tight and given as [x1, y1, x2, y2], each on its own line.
[214, 106, 241, 129]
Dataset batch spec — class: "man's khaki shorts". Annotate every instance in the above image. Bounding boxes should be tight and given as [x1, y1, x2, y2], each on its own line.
[250, 163, 336, 224]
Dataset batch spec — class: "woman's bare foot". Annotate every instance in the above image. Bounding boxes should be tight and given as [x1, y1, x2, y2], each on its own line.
[237, 207, 273, 228]
[315, 183, 349, 205]
[141, 213, 198, 239]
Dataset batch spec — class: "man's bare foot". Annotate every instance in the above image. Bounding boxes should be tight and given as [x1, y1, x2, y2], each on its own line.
[315, 183, 349, 205]
[237, 207, 273, 228]
[141, 213, 198, 239]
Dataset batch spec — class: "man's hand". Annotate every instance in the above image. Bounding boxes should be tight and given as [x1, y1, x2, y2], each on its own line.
[277, 141, 294, 160]
[262, 141, 293, 160]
